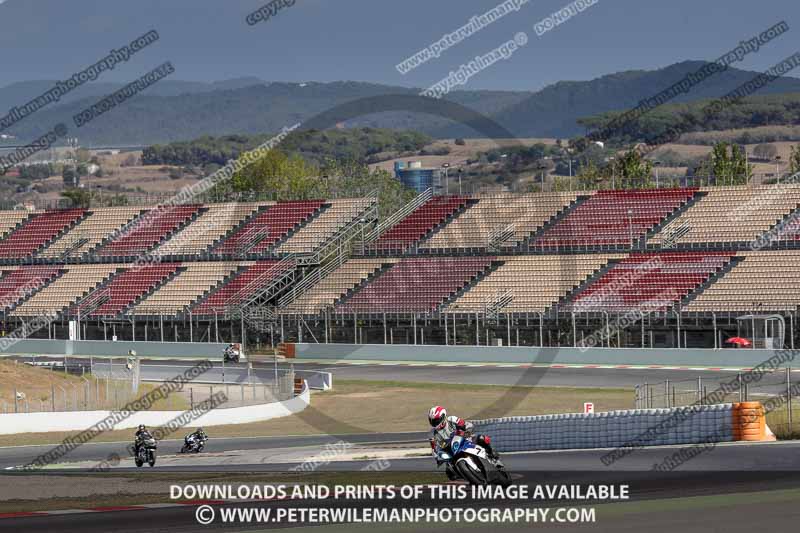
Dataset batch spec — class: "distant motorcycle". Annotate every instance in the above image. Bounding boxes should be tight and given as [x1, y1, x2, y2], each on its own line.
[224, 343, 241, 363]
[134, 435, 157, 467]
[434, 434, 510, 486]
[180, 433, 207, 454]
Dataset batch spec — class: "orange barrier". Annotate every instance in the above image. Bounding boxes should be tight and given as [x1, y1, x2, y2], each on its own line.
[732, 402, 776, 441]
[293, 376, 304, 396]
[277, 343, 296, 358]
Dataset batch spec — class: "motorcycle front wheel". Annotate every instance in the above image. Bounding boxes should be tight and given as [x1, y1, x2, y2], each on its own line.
[455, 457, 487, 485]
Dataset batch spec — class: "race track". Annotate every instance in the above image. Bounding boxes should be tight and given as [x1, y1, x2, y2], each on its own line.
[84, 358, 768, 389]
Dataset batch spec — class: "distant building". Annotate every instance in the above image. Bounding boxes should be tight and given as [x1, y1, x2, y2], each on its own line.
[394, 161, 441, 193]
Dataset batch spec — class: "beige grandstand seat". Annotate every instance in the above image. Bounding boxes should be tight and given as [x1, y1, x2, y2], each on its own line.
[282, 258, 397, 314]
[446, 254, 621, 313]
[421, 193, 578, 250]
[132, 262, 241, 314]
[12, 264, 120, 316]
[39, 207, 145, 258]
[649, 185, 800, 245]
[275, 198, 376, 254]
[0, 209, 34, 240]
[154, 202, 268, 256]
[686, 250, 800, 312]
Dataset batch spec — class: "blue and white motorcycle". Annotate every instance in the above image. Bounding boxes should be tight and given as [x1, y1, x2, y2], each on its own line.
[434, 433, 511, 486]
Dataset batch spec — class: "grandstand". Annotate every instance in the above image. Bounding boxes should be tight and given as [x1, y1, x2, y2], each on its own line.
[0, 186, 798, 349]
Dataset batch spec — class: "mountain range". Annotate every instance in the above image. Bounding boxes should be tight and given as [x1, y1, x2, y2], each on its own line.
[1, 61, 799, 146]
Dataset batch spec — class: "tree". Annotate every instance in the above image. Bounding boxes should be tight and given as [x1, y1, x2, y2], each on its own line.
[61, 188, 93, 208]
[611, 149, 653, 188]
[229, 149, 318, 200]
[318, 158, 415, 218]
[701, 142, 752, 185]
[575, 160, 606, 190]
[62, 166, 78, 188]
[790, 145, 800, 175]
[753, 143, 778, 160]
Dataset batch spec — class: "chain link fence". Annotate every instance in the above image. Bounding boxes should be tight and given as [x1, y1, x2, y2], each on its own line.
[1, 357, 295, 413]
[635, 368, 800, 438]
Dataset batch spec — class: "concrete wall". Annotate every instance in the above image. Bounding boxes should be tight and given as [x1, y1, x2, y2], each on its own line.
[291, 343, 795, 367]
[0, 339, 229, 360]
[472, 404, 734, 453]
[295, 370, 333, 390]
[0, 383, 310, 435]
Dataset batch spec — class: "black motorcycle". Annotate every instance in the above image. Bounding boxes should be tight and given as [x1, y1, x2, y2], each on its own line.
[134, 435, 157, 467]
[180, 433, 207, 454]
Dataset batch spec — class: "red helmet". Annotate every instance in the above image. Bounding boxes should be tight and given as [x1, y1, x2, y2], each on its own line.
[428, 406, 447, 429]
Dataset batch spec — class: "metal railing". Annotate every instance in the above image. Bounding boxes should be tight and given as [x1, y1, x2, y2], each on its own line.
[359, 188, 432, 245]
[635, 368, 799, 438]
[487, 224, 516, 251]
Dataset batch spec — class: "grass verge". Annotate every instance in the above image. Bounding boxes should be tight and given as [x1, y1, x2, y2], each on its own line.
[0, 380, 633, 447]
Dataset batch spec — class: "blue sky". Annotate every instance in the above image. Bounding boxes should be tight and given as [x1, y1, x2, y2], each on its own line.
[1, 0, 798, 91]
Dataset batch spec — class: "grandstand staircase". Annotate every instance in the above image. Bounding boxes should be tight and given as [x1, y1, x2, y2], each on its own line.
[645, 190, 707, 249]
[186, 264, 250, 314]
[485, 289, 515, 320]
[678, 255, 743, 308]
[229, 256, 298, 315]
[487, 224, 516, 252]
[67, 268, 125, 319]
[276, 199, 380, 307]
[658, 220, 693, 249]
[29, 210, 92, 258]
[548, 257, 622, 315]
[56, 234, 90, 261]
[357, 188, 433, 250]
[437, 259, 505, 312]
[516, 195, 589, 251]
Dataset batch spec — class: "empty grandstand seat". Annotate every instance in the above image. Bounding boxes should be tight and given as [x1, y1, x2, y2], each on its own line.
[0, 265, 62, 311]
[12, 264, 119, 316]
[531, 189, 697, 249]
[649, 185, 800, 246]
[446, 254, 621, 313]
[74, 263, 181, 318]
[154, 203, 268, 256]
[41, 207, 145, 259]
[212, 200, 325, 256]
[0, 209, 34, 241]
[336, 256, 495, 313]
[0, 209, 86, 258]
[281, 258, 396, 315]
[132, 262, 240, 315]
[372, 196, 469, 252]
[276, 198, 375, 254]
[190, 259, 294, 315]
[93, 205, 201, 258]
[568, 251, 735, 312]
[421, 193, 577, 251]
[686, 250, 800, 312]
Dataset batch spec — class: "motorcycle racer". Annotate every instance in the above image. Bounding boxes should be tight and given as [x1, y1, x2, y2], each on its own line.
[427, 405, 499, 460]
